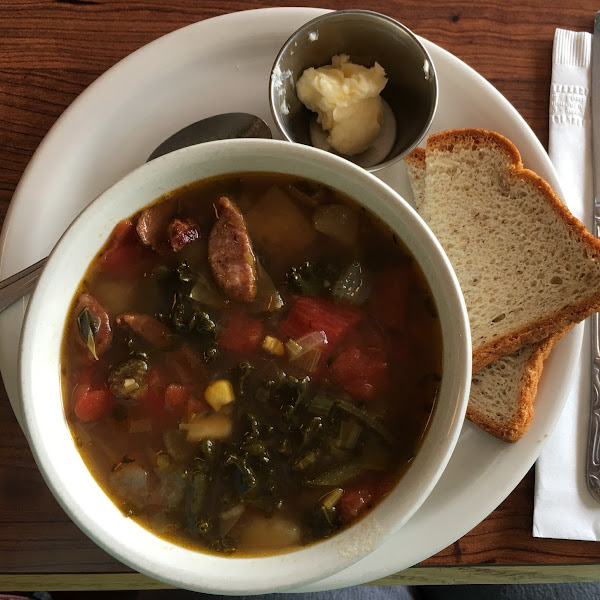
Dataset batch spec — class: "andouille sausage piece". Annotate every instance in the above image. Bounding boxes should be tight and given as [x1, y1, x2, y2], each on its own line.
[136, 202, 175, 250]
[169, 217, 200, 252]
[208, 197, 257, 303]
[117, 313, 172, 348]
[74, 292, 113, 359]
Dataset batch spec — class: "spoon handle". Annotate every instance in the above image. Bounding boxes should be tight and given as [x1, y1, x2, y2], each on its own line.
[0, 257, 47, 314]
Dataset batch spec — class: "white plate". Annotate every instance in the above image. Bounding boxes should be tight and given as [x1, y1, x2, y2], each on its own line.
[0, 6, 581, 592]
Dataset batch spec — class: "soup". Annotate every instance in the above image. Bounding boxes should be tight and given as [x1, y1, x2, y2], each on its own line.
[61, 172, 442, 556]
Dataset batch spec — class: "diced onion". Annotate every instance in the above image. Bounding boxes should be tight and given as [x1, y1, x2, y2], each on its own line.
[313, 204, 359, 246]
[179, 413, 233, 441]
[285, 339, 303, 359]
[286, 331, 328, 359]
[294, 348, 322, 373]
[285, 331, 328, 373]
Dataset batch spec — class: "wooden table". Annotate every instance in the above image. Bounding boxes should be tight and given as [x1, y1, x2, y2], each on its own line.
[2, 0, 600, 591]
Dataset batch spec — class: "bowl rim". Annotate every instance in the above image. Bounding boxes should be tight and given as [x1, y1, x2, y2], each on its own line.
[268, 9, 439, 172]
[18, 138, 470, 594]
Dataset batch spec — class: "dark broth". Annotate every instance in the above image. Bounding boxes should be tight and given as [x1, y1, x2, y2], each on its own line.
[61, 172, 442, 557]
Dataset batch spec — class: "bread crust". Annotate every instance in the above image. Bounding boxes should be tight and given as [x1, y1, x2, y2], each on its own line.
[404, 146, 426, 169]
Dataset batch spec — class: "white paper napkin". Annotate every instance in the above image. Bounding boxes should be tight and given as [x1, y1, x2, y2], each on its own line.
[533, 28, 598, 540]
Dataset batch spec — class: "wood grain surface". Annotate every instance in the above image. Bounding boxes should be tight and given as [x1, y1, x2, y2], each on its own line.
[1, 0, 600, 588]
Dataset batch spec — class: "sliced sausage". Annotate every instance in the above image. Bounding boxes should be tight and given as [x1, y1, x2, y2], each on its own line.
[136, 202, 175, 250]
[208, 196, 257, 303]
[169, 217, 199, 252]
[74, 292, 113, 359]
[117, 313, 172, 348]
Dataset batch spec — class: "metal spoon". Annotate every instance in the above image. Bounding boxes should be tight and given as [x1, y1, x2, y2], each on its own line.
[0, 113, 272, 313]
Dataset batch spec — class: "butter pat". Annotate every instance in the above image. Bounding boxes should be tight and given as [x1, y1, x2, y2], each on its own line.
[296, 54, 388, 156]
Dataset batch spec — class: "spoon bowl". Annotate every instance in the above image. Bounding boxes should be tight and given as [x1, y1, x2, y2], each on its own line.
[147, 112, 271, 161]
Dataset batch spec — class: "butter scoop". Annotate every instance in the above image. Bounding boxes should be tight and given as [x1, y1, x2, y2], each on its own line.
[296, 54, 388, 156]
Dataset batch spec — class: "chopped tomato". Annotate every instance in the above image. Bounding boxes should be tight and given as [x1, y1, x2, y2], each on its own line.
[369, 265, 411, 331]
[329, 346, 389, 400]
[137, 387, 165, 419]
[338, 474, 394, 523]
[219, 311, 264, 354]
[73, 383, 114, 422]
[146, 365, 169, 389]
[98, 220, 154, 275]
[187, 396, 208, 414]
[164, 345, 205, 387]
[164, 383, 207, 414]
[338, 484, 373, 523]
[343, 319, 390, 352]
[135, 366, 169, 419]
[279, 296, 362, 348]
[164, 383, 189, 409]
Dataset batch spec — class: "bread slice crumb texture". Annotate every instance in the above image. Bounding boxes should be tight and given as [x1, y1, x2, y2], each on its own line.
[421, 129, 600, 371]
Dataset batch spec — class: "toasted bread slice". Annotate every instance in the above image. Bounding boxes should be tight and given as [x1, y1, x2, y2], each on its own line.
[404, 139, 571, 442]
[416, 128, 600, 372]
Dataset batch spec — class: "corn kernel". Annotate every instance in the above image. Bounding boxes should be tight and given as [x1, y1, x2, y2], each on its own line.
[263, 335, 285, 356]
[204, 379, 235, 411]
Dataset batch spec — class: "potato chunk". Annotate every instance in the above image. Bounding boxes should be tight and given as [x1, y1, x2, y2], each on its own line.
[245, 186, 317, 274]
[239, 512, 302, 551]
